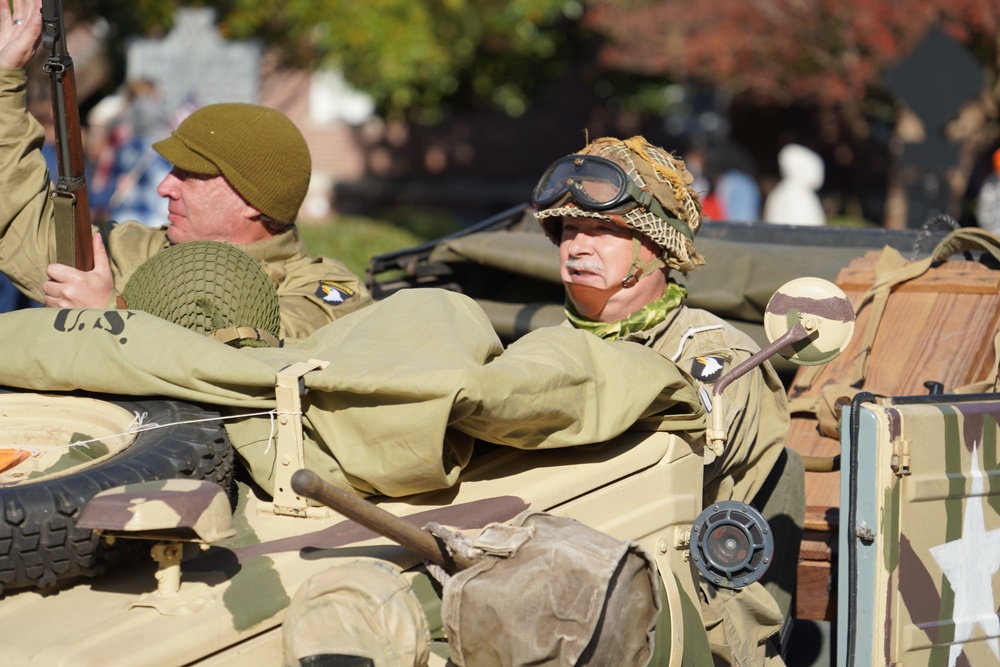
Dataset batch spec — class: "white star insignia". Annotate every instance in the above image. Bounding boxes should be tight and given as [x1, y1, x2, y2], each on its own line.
[929, 442, 1000, 667]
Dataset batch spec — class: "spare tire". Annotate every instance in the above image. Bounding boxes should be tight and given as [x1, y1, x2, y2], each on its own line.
[0, 388, 233, 595]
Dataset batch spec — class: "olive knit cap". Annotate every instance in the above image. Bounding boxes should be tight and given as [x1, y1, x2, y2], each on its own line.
[153, 103, 311, 224]
[121, 241, 281, 348]
[536, 136, 706, 272]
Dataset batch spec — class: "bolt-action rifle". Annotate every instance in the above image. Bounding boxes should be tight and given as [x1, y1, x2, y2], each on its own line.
[40, 0, 94, 271]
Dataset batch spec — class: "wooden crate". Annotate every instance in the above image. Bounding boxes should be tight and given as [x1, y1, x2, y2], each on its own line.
[787, 251, 1000, 621]
[796, 505, 838, 620]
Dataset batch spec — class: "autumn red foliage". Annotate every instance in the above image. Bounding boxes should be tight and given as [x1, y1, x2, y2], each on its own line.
[585, 0, 999, 107]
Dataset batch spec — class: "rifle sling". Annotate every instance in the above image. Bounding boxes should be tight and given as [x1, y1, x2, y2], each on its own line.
[51, 190, 78, 267]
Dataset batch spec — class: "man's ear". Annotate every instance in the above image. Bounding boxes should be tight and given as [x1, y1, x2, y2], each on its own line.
[243, 203, 263, 222]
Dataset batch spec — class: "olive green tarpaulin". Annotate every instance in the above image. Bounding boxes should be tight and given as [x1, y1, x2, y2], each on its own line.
[0, 290, 704, 497]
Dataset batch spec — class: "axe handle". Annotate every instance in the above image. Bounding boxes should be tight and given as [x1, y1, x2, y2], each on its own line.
[290, 468, 476, 572]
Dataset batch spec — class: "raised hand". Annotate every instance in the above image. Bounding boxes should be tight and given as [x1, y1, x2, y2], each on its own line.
[0, 0, 42, 69]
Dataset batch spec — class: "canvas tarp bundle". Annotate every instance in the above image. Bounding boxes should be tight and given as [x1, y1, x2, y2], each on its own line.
[0, 289, 705, 497]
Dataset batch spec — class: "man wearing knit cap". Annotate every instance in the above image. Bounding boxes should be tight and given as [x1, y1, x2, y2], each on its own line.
[533, 135, 795, 666]
[0, 0, 370, 340]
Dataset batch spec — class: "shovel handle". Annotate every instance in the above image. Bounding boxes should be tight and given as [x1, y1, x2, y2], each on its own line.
[290, 468, 475, 572]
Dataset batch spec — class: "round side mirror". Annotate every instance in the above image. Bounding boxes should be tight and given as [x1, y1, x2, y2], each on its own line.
[763, 277, 855, 366]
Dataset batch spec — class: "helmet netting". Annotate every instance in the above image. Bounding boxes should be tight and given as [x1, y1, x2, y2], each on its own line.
[122, 241, 281, 347]
[535, 136, 706, 272]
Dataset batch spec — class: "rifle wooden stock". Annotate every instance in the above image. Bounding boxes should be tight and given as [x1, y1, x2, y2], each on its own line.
[290, 468, 477, 572]
[41, 0, 94, 271]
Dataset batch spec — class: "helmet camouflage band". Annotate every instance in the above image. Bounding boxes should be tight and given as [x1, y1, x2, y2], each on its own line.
[122, 241, 281, 348]
[536, 136, 706, 272]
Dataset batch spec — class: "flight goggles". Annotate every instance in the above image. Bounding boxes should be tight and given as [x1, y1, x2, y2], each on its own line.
[531, 155, 693, 241]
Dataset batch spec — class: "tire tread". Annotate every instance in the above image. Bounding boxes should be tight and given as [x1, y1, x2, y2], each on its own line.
[0, 390, 233, 595]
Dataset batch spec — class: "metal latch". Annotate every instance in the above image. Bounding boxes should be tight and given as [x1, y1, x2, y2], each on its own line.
[258, 359, 331, 517]
[890, 437, 911, 476]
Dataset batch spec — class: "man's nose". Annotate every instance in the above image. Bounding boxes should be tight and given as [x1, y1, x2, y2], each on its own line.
[155, 171, 178, 197]
[566, 230, 595, 255]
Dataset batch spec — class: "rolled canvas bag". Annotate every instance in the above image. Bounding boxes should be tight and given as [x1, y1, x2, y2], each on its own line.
[439, 510, 661, 666]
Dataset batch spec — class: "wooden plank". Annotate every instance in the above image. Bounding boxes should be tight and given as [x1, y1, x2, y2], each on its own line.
[796, 560, 837, 621]
[800, 469, 841, 517]
[799, 531, 834, 562]
[804, 505, 839, 533]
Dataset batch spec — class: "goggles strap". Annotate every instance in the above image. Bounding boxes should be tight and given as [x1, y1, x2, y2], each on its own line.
[622, 235, 666, 289]
[624, 183, 694, 242]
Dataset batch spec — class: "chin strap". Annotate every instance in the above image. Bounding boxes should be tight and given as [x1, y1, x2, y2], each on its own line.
[621, 235, 666, 289]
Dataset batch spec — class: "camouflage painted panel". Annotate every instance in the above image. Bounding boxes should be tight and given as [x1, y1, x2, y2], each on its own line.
[863, 399, 1000, 666]
[77, 479, 236, 542]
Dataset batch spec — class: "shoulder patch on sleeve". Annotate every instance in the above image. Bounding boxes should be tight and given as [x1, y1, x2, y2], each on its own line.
[691, 354, 731, 383]
[315, 280, 355, 305]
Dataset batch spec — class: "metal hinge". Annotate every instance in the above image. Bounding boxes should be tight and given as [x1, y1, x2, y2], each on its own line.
[890, 438, 911, 476]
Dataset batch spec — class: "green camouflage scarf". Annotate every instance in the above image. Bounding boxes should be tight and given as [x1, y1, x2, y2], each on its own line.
[566, 280, 687, 340]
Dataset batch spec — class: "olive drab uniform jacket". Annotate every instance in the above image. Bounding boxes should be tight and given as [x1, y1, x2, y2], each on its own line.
[0, 69, 371, 340]
[620, 303, 790, 667]
[623, 304, 788, 509]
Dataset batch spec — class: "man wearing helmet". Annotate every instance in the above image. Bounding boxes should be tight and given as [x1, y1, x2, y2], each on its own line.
[0, 0, 370, 340]
[534, 136, 792, 666]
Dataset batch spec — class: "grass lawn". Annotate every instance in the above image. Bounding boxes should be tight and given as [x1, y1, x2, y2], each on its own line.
[297, 215, 441, 280]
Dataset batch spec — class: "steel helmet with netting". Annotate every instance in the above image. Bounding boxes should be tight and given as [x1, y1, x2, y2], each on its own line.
[121, 241, 281, 348]
[534, 136, 706, 273]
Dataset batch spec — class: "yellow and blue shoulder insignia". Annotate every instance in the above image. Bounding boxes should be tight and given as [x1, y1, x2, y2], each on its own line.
[691, 353, 731, 383]
[315, 280, 355, 305]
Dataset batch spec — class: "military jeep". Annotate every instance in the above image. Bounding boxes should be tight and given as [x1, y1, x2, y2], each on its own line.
[0, 206, 997, 667]
[366, 207, 1000, 666]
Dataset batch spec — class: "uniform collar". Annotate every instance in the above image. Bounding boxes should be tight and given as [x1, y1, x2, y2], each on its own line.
[236, 227, 307, 263]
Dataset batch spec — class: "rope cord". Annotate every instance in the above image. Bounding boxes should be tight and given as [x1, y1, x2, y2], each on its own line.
[4, 408, 299, 456]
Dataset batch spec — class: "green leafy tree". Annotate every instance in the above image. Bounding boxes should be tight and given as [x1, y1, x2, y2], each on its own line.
[227, 0, 593, 122]
[68, 0, 589, 123]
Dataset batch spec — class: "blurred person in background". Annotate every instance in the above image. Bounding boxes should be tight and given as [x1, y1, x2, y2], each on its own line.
[714, 141, 761, 222]
[89, 79, 173, 227]
[763, 143, 827, 226]
[973, 147, 1000, 234]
